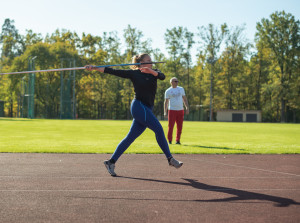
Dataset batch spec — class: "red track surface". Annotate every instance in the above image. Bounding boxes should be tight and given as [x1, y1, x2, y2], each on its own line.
[0, 154, 299, 223]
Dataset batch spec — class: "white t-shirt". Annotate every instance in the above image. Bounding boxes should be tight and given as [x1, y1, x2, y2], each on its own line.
[165, 86, 186, 110]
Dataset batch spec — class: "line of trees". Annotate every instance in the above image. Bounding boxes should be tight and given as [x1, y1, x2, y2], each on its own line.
[0, 11, 299, 122]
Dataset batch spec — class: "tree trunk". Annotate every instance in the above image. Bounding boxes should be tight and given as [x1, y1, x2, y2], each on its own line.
[10, 98, 13, 117]
[280, 98, 285, 122]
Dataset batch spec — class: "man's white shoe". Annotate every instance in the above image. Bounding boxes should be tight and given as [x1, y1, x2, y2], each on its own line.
[104, 160, 117, 176]
[169, 157, 183, 169]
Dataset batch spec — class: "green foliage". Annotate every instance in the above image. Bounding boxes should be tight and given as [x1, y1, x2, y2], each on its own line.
[0, 11, 299, 122]
[0, 19, 24, 59]
[256, 11, 300, 122]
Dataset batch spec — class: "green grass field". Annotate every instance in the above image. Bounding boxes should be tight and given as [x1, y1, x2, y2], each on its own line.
[0, 118, 299, 154]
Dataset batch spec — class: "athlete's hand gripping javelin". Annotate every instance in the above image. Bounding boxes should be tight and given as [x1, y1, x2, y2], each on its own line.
[139, 67, 158, 76]
[85, 65, 105, 72]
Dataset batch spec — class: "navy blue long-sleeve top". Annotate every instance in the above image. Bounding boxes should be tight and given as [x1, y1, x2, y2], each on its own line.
[104, 67, 165, 107]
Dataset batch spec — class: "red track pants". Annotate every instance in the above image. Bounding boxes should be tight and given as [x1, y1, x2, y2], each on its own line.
[167, 110, 184, 142]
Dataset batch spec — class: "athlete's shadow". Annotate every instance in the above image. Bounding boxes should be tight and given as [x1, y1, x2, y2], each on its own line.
[118, 176, 299, 207]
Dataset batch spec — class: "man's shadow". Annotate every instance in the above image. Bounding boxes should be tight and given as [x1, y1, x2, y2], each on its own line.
[182, 144, 245, 151]
[118, 176, 299, 207]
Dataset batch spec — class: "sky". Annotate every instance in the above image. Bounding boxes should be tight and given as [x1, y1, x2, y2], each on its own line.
[1, 0, 299, 63]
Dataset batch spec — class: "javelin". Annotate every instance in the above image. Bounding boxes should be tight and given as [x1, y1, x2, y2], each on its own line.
[0, 62, 165, 75]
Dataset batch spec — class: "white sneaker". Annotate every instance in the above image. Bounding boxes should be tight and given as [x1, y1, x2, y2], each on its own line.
[104, 160, 117, 176]
[169, 157, 183, 169]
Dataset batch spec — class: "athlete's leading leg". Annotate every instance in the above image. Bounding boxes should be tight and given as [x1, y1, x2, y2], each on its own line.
[104, 100, 147, 176]
[110, 119, 146, 162]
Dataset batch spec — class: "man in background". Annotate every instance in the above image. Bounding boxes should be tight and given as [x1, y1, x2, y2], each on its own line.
[164, 77, 189, 145]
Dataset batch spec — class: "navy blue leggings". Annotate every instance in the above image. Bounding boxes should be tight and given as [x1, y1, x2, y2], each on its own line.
[110, 99, 172, 162]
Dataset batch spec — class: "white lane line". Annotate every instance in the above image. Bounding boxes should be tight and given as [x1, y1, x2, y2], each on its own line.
[0, 176, 114, 179]
[182, 157, 300, 177]
[0, 176, 297, 179]
[0, 189, 299, 192]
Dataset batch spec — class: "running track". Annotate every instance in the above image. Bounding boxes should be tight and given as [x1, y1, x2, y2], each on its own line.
[0, 154, 299, 223]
